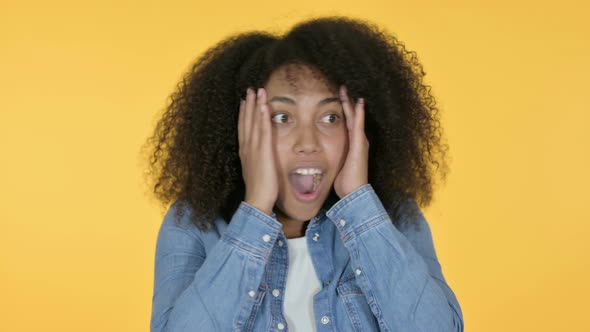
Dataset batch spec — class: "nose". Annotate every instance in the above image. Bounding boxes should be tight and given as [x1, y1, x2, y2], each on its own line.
[292, 123, 320, 154]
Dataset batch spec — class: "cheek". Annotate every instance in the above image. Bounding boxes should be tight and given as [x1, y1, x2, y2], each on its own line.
[324, 124, 348, 147]
[272, 125, 291, 138]
[324, 136, 348, 167]
[271, 135, 289, 176]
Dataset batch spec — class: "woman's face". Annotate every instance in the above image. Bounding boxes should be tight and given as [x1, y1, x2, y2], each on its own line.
[264, 64, 349, 224]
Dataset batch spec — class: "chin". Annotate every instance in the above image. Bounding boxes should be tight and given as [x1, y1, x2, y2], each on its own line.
[274, 191, 328, 222]
[274, 202, 318, 222]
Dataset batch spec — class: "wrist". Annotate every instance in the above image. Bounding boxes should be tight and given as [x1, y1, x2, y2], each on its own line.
[244, 199, 273, 217]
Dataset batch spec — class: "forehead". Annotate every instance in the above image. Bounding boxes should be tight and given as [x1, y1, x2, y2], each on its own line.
[265, 64, 337, 96]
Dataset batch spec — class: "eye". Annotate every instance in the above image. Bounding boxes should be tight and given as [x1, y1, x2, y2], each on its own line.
[271, 113, 290, 124]
[321, 114, 340, 124]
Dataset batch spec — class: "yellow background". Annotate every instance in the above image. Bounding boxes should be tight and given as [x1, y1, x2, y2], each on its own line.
[1, 0, 588, 331]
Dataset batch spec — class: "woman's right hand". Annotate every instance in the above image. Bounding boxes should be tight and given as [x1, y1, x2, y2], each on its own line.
[238, 87, 279, 216]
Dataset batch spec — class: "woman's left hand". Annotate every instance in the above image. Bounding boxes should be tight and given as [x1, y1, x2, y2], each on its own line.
[333, 85, 369, 199]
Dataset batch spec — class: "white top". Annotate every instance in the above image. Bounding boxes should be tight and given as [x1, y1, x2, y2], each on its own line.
[283, 236, 322, 332]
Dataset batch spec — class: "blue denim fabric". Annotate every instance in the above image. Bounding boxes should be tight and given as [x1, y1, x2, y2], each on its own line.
[151, 184, 464, 331]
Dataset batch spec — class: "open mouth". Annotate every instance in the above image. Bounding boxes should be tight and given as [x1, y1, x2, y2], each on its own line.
[288, 172, 324, 203]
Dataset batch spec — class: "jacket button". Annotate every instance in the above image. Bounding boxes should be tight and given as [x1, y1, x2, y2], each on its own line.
[321, 316, 330, 324]
[272, 289, 280, 297]
[356, 268, 362, 275]
[248, 290, 256, 297]
[262, 234, 271, 242]
[312, 233, 320, 241]
[277, 322, 285, 330]
[339, 219, 346, 227]
[278, 240, 284, 247]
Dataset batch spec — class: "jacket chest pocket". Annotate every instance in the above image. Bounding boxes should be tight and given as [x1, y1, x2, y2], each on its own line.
[336, 272, 380, 332]
[236, 283, 267, 332]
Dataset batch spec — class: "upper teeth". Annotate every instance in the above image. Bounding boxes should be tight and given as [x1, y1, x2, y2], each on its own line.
[294, 168, 322, 175]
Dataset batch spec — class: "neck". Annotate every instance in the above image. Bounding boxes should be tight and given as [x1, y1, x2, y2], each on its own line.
[274, 209, 310, 239]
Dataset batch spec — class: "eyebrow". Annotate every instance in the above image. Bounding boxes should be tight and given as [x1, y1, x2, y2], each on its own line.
[268, 96, 340, 107]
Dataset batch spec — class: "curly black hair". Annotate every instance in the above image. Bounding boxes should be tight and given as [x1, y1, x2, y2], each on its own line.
[141, 16, 449, 231]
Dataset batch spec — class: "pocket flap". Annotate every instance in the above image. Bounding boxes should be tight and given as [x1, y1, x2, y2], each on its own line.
[336, 272, 364, 297]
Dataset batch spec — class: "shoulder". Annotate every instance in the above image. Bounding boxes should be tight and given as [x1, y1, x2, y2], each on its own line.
[393, 198, 439, 260]
[160, 200, 198, 231]
[395, 198, 427, 230]
[158, 200, 226, 241]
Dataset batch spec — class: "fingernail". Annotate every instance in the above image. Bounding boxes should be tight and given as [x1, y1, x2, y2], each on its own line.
[358, 98, 364, 104]
[257, 88, 263, 98]
[247, 88, 253, 95]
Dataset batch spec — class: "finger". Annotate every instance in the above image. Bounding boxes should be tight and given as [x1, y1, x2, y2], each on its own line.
[244, 87, 255, 143]
[257, 88, 270, 143]
[355, 97, 365, 133]
[259, 94, 271, 143]
[238, 98, 245, 146]
[251, 88, 265, 146]
[339, 85, 355, 132]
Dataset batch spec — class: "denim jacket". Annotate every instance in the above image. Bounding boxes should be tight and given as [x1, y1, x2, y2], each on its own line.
[150, 184, 464, 331]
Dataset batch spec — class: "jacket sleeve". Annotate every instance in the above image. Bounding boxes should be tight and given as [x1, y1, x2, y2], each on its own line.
[150, 201, 282, 332]
[325, 184, 464, 332]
